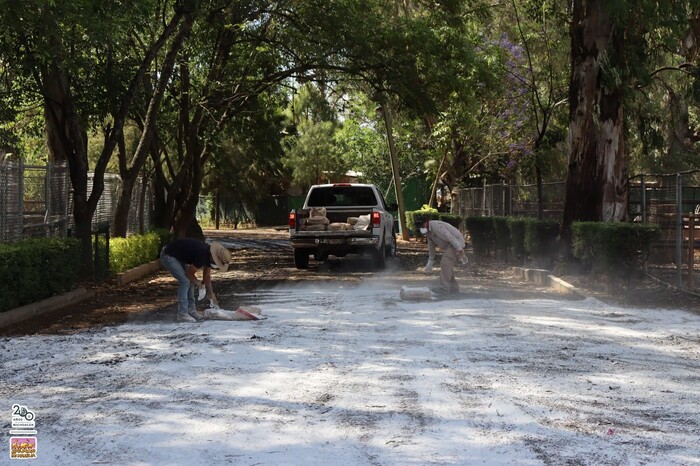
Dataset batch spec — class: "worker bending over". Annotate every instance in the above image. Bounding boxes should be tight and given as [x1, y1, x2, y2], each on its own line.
[420, 220, 467, 295]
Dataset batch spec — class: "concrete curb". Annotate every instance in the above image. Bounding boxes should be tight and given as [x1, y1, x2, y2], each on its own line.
[0, 288, 96, 329]
[1, 260, 162, 329]
[513, 267, 586, 299]
[116, 260, 161, 286]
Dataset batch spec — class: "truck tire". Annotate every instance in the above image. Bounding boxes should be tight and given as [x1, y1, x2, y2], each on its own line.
[386, 233, 397, 257]
[294, 248, 310, 269]
[374, 239, 387, 269]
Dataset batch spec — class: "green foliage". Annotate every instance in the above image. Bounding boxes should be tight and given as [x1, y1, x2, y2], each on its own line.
[0, 238, 81, 313]
[572, 221, 661, 276]
[506, 217, 528, 262]
[152, 228, 175, 251]
[109, 232, 162, 275]
[282, 84, 348, 189]
[406, 205, 439, 236]
[524, 218, 560, 267]
[465, 216, 495, 257]
[438, 213, 462, 230]
[492, 216, 510, 257]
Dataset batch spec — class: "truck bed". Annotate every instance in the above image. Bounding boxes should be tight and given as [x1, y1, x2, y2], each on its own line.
[292, 208, 372, 234]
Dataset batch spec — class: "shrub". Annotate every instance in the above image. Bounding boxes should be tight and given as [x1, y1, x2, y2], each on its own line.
[0, 238, 81, 313]
[507, 217, 528, 262]
[572, 221, 661, 276]
[524, 219, 560, 267]
[438, 213, 463, 230]
[109, 231, 162, 275]
[493, 216, 510, 259]
[406, 205, 439, 237]
[465, 216, 496, 257]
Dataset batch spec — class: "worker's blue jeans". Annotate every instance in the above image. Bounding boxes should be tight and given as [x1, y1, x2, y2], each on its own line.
[159, 251, 196, 316]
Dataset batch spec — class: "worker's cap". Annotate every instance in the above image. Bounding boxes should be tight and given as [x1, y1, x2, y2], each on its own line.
[209, 241, 231, 272]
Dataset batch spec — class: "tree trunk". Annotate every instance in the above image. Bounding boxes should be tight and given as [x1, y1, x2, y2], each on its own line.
[561, 0, 628, 244]
[42, 64, 95, 277]
[112, 14, 193, 237]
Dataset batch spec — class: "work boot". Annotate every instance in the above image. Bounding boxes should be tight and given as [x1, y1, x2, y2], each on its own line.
[188, 310, 204, 322]
[430, 286, 448, 296]
[177, 313, 197, 323]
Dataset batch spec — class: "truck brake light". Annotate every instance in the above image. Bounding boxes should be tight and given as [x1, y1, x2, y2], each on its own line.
[333, 183, 352, 187]
[372, 211, 381, 227]
[289, 212, 296, 229]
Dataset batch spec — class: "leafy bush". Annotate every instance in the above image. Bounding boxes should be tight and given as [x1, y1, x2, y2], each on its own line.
[438, 213, 463, 230]
[493, 216, 510, 259]
[109, 231, 162, 275]
[507, 217, 528, 262]
[465, 216, 496, 257]
[524, 219, 560, 267]
[572, 221, 661, 275]
[405, 205, 439, 237]
[152, 228, 174, 251]
[0, 238, 81, 313]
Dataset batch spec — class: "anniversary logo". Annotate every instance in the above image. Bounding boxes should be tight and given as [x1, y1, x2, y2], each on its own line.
[9, 405, 37, 460]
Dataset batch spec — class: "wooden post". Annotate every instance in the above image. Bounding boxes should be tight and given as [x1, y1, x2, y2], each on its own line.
[377, 103, 408, 240]
[689, 213, 695, 289]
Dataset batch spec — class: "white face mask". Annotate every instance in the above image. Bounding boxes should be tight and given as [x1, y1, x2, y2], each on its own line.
[419, 227, 428, 235]
[210, 263, 219, 269]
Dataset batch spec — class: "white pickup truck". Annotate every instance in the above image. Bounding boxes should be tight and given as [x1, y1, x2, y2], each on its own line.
[288, 183, 398, 269]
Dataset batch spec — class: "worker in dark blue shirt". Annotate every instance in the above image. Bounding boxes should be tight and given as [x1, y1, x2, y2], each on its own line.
[160, 238, 232, 322]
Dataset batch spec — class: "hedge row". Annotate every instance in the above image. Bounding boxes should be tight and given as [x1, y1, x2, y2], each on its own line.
[571, 222, 661, 275]
[0, 238, 81, 313]
[0, 229, 175, 313]
[464, 216, 660, 274]
[405, 206, 463, 237]
[108, 228, 173, 275]
[465, 216, 559, 266]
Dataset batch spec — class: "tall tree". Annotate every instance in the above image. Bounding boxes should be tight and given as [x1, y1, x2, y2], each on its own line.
[561, 0, 628, 242]
[0, 0, 187, 274]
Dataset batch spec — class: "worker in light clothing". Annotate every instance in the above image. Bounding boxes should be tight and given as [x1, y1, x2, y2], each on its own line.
[160, 238, 232, 322]
[420, 220, 467, 294]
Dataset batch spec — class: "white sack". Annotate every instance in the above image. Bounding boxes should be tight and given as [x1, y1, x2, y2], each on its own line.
[399, 286, 432, 301]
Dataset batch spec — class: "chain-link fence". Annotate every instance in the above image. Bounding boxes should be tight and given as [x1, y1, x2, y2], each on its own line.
[629, 172, 700, 290]
[1, 161, 153, 243]
[1, 160, 71, 241]
[453, 182, 565, 220]
[453, 175, 700, 291]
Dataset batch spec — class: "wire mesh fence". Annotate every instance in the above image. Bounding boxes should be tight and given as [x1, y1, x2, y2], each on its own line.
[453, 182, 565, 220]
[1, 161, 153, 243]
[453, 174, 700, 292]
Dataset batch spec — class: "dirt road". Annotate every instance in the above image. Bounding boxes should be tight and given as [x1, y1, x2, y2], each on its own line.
[1, 230, 699, 464]
[1, 228, 568, 336]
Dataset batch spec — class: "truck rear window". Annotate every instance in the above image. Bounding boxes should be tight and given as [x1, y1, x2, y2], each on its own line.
[307, 186, 378, 207]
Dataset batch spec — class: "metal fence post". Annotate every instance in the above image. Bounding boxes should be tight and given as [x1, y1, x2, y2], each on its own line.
[481, 179, 486, 216]
[0, 164, 5, 242]
[45, 162, 52, 236]
[18, 158, 24, 239]
[676, 173, 683, 288]
[502, 181, 506, 216]
[641, 175, 647, 224]
[689, 213, 695, 289]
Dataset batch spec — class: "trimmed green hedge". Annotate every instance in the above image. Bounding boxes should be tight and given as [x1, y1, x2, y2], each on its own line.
[506, 217, 528, 262]
[466, 216, 559, 264]
[406, 206, 440, 237]
[109, 231, 164, 275]
[524, 218, 560, 266]
[0, 238, 81, 313]
[493, 216, 510, 259]
[572, 221, 661, 275]
[465, 217, 496, 257]
[438, 213, 462, 230]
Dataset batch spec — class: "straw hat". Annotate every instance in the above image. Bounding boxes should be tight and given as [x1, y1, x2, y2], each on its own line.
[209, 242, 231, 271]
